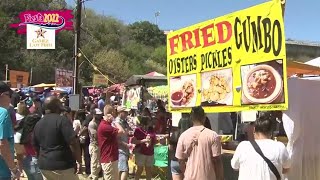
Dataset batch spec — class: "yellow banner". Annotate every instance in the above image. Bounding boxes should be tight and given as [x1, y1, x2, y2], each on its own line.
[167, 1, 287, 113]
[93, 74, 108, 86]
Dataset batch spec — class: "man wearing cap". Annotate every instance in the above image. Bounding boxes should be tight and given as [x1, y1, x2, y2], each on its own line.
[32, 96, 82, 180]
[115, 106, 131, 180]
[88, 108, 103, 180]
[0, 82, 20, 180]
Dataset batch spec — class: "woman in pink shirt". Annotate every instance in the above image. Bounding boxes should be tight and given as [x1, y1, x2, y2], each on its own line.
[132, 116, 156, 180]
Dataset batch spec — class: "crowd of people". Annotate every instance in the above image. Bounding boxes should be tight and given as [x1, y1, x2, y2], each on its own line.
[0, 82, 172, 180]
[0, 81, 291, 180]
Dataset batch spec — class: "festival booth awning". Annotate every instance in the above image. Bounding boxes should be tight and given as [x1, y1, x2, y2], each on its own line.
[125, 75, 167, 86]
[287, 61, 320, 77]
[107, 83, 125, 94]
[32, 83, 56, 88]
[145, 71, 165, 77]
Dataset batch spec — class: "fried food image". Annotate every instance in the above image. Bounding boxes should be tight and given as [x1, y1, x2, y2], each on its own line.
[181, 81, 195, 105]
[202, 75, 230, 102]
[247, 69, 276, 99]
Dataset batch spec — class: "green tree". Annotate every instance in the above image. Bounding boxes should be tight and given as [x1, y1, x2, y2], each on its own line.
[93, 49, 131, 82]
[150, 45, 166, 64]
[144, 59, 166, 74]
[128, 21, 166, 47]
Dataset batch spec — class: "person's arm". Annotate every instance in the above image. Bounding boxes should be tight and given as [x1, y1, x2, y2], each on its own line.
[114, 122, 125, 135]
[230, 142, 243, 172]
[211, 135, 224, 180]
[118, 139, 130, 149]
[60, 117, 82, 169]
[69, 137, 82, 172]
[178, 159, 187, 174]
[131, 136, 149, 144]
[0, 139, 15, 169]
[175, 133, 187, 174]
[281, 143, 291, 174]
[0, 110, 18, 176]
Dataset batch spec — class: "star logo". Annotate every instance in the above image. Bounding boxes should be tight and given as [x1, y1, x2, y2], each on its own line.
[35, 28, 46, 38]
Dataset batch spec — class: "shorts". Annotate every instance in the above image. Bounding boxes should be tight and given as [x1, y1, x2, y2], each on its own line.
[170, 160, 181, 175]
[118, 153, 129, 172]
[135, 153, 154, 167]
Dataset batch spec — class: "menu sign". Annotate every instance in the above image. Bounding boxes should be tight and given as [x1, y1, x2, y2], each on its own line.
[167, 1, 288, 112]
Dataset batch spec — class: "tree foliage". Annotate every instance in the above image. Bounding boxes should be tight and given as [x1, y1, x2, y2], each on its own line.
[0, 0, 167, 85]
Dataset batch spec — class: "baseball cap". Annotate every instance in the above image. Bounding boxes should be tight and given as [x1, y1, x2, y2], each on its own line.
[94, 108, 103, 115]
[0, 81, 12, 95]
[117, 106, 130, 112]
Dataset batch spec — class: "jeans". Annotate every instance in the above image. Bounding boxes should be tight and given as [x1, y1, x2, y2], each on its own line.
[23, 155, 43, 180]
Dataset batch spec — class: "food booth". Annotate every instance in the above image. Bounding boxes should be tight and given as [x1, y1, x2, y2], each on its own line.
[165, 0, 320, 179]
[122, 74, 167, 111]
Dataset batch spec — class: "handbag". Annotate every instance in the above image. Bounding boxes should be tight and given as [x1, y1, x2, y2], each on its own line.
[250, 140, 281, 180]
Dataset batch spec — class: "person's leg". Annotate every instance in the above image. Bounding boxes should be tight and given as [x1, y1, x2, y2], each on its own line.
[134, 166, 144, 180]
[89, 144, 101, 180]
[101, 162, 116, 180]
[60, 168, 80, 180]
[84, 140, 91, 175]
[171, 160, 182, 180]
[16, 154, 24, 176]
[172, 174, 183, 180]
[40, 170, 60, 180]
[145, 166, 153, 180]
[134, 153, 145, 180]
[15, 144, 26, 177]
[111, 161, 119, 180]
[22, 155, 32, 179]
[22, 156, 43, 180]
[118, 154, 129, 180]
[79, 143, 84, 174]
[145, 155, 154, 180]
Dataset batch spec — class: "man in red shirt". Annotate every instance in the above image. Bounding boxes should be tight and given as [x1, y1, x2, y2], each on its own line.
[97, 105, 125, 180]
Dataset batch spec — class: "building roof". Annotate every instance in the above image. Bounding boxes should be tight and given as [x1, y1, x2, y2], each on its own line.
[286, 39, 320, 47]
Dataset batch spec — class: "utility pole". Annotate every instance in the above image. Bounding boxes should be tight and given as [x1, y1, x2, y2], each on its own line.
[5, 64, 8, 82]
[73, 0, 82, 94]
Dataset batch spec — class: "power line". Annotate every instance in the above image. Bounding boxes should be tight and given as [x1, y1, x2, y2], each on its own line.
[78, 48, 116, 85]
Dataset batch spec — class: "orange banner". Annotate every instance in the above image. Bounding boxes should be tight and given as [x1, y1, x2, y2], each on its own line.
[9, 70, 29, 88]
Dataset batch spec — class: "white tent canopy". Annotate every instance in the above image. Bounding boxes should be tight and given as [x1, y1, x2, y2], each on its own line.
[304, 57, 320, 66]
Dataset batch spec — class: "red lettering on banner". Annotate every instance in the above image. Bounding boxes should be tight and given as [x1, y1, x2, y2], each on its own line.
[169, 35, 179, 55]
[216, 21, 232, 43]
[168, 20, 233, 55]
[201, 24, 216, 48]
[180, 31, 194, 52]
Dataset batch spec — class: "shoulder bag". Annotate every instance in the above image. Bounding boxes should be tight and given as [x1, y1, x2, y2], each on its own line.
[250, 140, 281, 180]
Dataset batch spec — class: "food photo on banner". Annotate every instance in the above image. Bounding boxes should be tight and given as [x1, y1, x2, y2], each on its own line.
[169, 74, 197, 107]
[241, 60, 285, 105]
[166, 0, 287, 113]
[201, 68, 233, 106]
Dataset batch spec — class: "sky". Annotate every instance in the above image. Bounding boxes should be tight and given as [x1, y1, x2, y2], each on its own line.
[66, 0, 320, 42]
